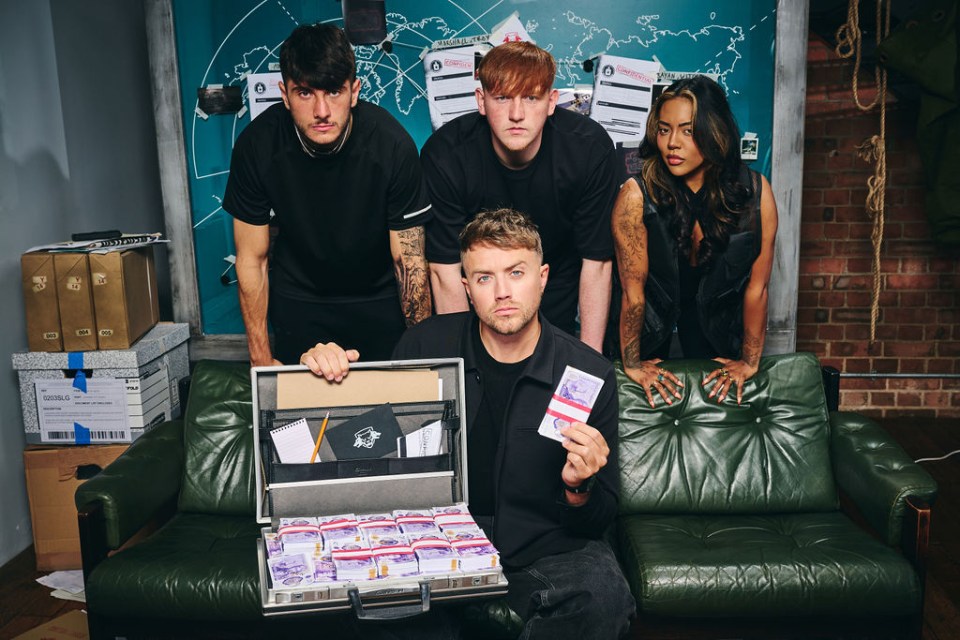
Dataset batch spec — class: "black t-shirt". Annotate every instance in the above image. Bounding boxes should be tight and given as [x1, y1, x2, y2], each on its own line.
[223, 101, 432, 303]
[468, 325, 529, 517]
[421, 108, 618, 332]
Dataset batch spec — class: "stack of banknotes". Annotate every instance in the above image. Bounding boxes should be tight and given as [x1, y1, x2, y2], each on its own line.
[330, 539, 379, 581]
[266, 503, 501, 588]
[369, 533, 420, 577]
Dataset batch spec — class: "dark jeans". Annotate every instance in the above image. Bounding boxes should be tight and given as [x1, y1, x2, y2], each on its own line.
[269, 291, 407, 364]
[333, 539, 634, 639]
[504, 539, 636, 640]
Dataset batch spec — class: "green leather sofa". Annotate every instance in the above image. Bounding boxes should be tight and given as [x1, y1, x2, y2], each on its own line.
[75, 353, 935, 638]
[615, 352, 937, 635]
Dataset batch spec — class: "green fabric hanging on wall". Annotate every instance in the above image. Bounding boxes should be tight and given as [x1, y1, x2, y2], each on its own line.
[878, 0, 960, 245]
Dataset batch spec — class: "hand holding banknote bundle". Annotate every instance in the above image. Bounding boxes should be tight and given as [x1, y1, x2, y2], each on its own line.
[538, 366, 610, 501]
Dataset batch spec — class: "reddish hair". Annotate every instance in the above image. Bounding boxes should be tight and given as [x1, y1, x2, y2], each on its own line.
[477, 41, 555, 96]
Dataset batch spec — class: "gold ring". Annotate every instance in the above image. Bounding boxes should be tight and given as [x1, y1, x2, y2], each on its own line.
[721, 369, 730, 378]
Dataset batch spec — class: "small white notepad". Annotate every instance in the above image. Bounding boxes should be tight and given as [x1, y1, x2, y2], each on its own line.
[269, 418, 315, 463]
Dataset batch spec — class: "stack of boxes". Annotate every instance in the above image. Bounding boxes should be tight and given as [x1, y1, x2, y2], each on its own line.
[21, 245, 160, 352]
[16, 244, 189, 570]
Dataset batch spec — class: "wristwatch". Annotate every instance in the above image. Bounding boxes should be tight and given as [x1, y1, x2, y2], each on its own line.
[563, 475, 596, 494]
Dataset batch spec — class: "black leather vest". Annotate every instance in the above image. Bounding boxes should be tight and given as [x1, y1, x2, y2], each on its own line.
[635, 168, 762, 359]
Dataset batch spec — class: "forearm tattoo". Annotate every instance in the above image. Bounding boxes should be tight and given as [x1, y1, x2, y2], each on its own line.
[394, 227, 432, 326]
[621, 301, 645, 368]
[741, 330, 763, 367]
[614, 188, 649, 369]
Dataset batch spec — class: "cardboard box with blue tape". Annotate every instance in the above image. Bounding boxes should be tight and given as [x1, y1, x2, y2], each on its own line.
[12, 323, 189, 444]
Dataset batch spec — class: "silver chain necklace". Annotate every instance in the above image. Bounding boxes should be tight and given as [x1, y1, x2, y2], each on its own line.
[295, 113, 353, 158]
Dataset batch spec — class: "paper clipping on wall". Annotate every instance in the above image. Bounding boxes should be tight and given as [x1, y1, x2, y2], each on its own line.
[246, 72, 283, 120]
[589, 55, 660, 145]
[423, 45, 486, 131]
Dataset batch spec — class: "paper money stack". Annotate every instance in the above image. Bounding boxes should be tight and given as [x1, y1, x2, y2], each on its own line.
[266, 504, 503, 588]
[310, 548, 338, 583]
[264, 532, 283, 558]
[431, 503, 476, 530]
[448, 529, 501, 571]
[358, 513, 401, 540]
[267, 553, 316, 588]
[537, 366, 605, 442]
[277, 517, 323, 556]
[369, 534, 420, 577]
[408, 531, 460, 574]
[395, 509, 441, 535]
[318, 514, 362, 549]
[330, 539, 378, 581]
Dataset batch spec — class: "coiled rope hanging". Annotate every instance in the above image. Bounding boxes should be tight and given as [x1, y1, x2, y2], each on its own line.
[835, 0, 891, 342]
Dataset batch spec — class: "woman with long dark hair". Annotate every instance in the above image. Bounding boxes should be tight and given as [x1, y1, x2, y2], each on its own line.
[613, 75, 778, 407]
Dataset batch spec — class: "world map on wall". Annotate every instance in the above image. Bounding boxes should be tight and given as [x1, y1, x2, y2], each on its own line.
[171, 0, 777, 334]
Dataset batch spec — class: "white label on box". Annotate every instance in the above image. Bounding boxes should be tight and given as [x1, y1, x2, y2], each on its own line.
[36, 378, 130, 443]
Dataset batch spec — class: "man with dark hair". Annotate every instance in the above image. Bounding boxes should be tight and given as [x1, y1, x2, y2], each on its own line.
[224, 23, 432, 365]
[301, 209, 635, 639]
[421, 41, 618, 353]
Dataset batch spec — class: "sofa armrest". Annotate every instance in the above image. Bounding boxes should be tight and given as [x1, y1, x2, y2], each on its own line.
[830, 411, 938, 546]
[75, 418, 185, 551]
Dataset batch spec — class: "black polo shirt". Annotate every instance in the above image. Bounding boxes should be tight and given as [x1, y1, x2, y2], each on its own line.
[223, 100, 432, 304]
[421, 109, 618, 333]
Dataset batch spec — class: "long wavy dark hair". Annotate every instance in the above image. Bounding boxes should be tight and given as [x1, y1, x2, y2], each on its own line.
[638, 75, 754, 269]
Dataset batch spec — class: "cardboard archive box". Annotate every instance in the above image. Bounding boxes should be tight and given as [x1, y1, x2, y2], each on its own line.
[12, 323, 189, 445]
[53, 253, 98, 352]
[21, 251, 63, 352]
[24, 443, 128, 570]
[252, 360, 508, 617]
[89, 247, 160, 350]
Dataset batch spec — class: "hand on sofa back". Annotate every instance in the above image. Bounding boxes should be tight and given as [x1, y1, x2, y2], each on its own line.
[178, 360, 257, 517]
[617, 352, 839, 515]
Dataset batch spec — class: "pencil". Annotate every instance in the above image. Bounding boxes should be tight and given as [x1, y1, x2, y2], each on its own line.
[310, 411, 330, 464]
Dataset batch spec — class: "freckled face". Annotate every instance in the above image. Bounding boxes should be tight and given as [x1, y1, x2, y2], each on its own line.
[656, 97, 707, 191]
[280, 78, 360, 149]
[477, 87, 558, 168]
[461, 245, 548, 337]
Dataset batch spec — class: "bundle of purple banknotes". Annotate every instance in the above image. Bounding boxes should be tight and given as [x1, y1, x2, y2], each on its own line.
[265, 503, 500, 588]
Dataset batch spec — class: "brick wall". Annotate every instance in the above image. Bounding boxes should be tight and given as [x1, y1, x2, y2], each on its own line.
[797, 35, 960, 418]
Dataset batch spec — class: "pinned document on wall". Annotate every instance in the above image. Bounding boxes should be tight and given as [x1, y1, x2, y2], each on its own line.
[246, 72, 283, 120]
[589, 55, 660, 145]
[423, 45, 486, 131]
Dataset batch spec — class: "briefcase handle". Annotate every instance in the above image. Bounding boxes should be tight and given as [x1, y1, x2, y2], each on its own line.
[348, 581, 431, 620]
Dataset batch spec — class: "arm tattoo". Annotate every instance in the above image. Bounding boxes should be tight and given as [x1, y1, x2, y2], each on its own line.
[394, 227, 432, 326]
[621, 300, 645, 368]
[614, 187, 649, 368]
[741, 330, 763, 367]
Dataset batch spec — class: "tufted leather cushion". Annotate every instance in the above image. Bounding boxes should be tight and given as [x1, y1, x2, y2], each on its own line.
[618, 352, 838, 515]
[178, 360, 257, 516]
[618, 512, 922, 617]
[85, 512, 262, 620]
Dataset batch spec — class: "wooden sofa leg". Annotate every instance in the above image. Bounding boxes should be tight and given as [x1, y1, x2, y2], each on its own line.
[902, 496, 931, 640]
[78, 501, 108, 583]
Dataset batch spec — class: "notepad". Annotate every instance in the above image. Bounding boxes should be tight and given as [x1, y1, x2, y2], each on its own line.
[269, 418, 315, 464]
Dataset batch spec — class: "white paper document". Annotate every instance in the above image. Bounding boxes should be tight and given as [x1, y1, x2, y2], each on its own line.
[423, 45, 486, 131]
[269, 417, 316, 464]
[35, 378, 129, 443]
[398, 420, 443, 457]
[246, 72, 283, 120]
[538, 366, 605, 442]
[590, 55, 660, 145]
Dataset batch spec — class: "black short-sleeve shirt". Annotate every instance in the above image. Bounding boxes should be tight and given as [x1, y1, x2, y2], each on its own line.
[223, 100, 432, 303]
[420, 108, 617, 331]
